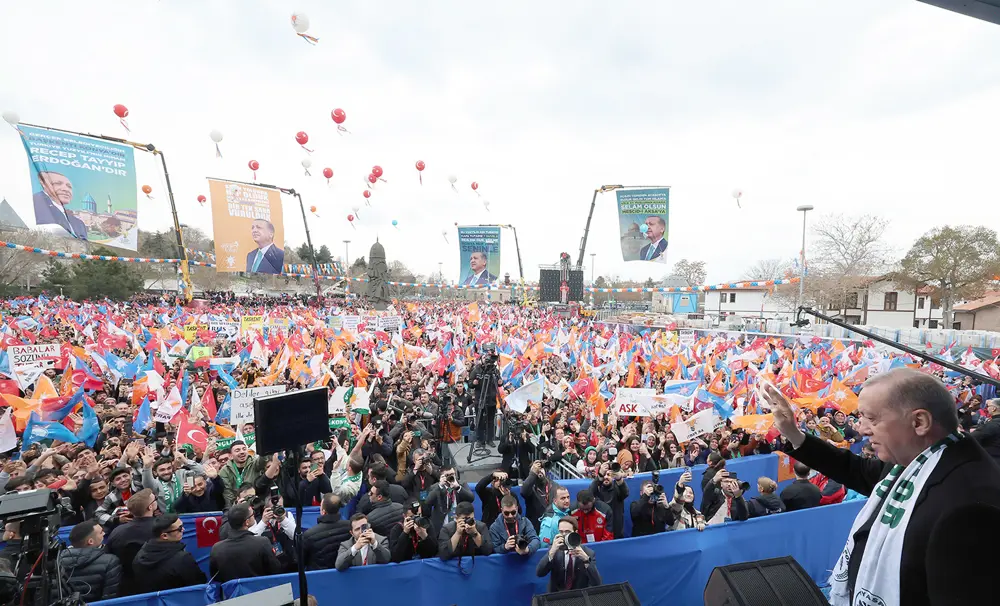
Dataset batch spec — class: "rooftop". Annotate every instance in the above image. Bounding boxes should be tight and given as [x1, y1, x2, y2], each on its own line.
[955, 291, 1000, 312]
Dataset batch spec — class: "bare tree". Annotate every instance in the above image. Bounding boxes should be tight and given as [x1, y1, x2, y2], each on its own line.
[743, 258, 794, 282]
[668, 259, 707, 286]
[0, 230, 84, 294]
[805, 214, 894, 313]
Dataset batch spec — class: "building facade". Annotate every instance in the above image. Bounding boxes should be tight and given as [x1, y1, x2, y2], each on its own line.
[953, 292, 1000, 332]
[838, 279, 945, 329]
[710, 287, 795, 323]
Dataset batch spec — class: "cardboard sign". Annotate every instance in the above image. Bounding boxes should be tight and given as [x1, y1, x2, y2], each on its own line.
[327, 316, 344, 330]
[342, 315, 361, 332]
[230, 385, 288, 424]
[612, 388, 656, 417]
[8, 344, 60, 370]
[208, 321, 240, 340]
[377, 315, 402, 332]
[240, 315, 264, 335]
[679, 330, 696, 346]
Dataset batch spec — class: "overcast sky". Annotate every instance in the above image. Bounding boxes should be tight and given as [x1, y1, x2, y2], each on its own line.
[1, 0, 998, 285]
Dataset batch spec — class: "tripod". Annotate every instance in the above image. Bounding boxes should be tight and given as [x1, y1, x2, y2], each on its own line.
[467, 362, 499, 463]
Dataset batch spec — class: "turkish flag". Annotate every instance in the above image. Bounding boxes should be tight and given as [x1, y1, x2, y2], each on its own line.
[200, 386, 218, 422]
[0, 380, 20, 397]
[177, 415, 208, 452]
[195, 515, 223, 548]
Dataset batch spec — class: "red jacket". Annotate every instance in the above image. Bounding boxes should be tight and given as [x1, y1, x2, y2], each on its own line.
[571, 506, 614, 543]
[810, 474, 846, 505]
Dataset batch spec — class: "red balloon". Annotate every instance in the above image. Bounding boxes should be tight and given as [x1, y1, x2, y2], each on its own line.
[331, 108, 346, 124]
[471, 182, 479, 191]
[322, 167, 334, 179]
[367, 174, 377, 184]
[295, 131, 309, 145]
[415, 160, 425, 171]
[372, 165, 383, 178]
[248, 160, 260, 170]
[347, 214, 354, 222]
[197, 195, 206, 203]
[141, 185, 152, 194]
[363, 190, 372, 199]
[310, 206, 317, 213]
[113, 104, 129, 118]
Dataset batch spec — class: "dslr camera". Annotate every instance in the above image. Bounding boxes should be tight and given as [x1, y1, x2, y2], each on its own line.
[561, 532, 582, 550]
[650, 470, 664, 496]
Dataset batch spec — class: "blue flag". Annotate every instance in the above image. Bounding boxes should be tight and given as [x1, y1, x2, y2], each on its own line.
[215, 394, 232, 424]
[22, 413, 81, 452]
[79, 399, 100, 447]
[135, 396, 153, 434]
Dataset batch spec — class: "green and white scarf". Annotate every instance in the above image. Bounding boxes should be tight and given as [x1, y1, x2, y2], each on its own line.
[829, 433, 961, 606]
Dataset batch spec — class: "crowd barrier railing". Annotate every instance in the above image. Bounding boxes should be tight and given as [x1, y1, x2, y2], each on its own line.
[92, 500, 864, 606]
[59, 454, 783, 577]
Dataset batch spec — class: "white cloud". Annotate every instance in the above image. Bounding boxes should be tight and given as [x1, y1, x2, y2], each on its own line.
[1, 0, 999, 285]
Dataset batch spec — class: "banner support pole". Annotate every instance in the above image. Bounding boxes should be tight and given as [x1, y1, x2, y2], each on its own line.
[288, 189, 323, 302]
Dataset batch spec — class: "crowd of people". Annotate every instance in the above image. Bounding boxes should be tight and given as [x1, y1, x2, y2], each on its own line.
[0, 292, 998, 601]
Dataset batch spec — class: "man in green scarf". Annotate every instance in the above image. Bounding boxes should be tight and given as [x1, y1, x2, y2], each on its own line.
[220, 440, 271, 507]
[141, 446, 204, 514]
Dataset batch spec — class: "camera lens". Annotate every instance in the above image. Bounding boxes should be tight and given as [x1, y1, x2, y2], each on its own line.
[516, 538, 528, 550]
[565, 532, 581, 549]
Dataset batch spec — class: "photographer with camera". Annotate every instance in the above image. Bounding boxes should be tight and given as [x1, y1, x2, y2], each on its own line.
[490, 494, 540, 556]
[700, 458, 750, 525]
[401, 447, 440, 502]
[336, 514, 391, 571]
[522, 459, 560, 533]
[631, 475, 673, 536]
[249, 486, 298, 570]
[498, 419, 534, 481]
[423, 465, 474, 535]
[536, 517, 602, 592]
[475, 468, 514, 526]
[590, 462, 629, 539]
[389, 500, 438, 562]
[470, 346, 500, 446]
[438, 501, 493, 560]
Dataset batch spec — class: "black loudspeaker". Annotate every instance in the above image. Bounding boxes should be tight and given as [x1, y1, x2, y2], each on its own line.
[704, 556, 827, 606]
[568, 269, 584, 301]
[253, 387, 331, 455]
[539, 268, 561, 302]
[532, 582, 640, 606]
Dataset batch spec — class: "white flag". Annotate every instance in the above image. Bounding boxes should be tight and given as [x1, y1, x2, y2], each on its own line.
[0, 409, 16, 453]
[504, 376, 544, 413]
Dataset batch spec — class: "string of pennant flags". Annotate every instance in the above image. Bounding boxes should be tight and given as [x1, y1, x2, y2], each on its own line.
[1, 239, 799, 293]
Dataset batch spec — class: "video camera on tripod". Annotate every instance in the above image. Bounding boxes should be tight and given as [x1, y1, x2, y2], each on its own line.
[0, 489, 83, 606]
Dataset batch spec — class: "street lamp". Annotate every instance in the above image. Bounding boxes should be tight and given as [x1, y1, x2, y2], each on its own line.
[796, 205, 814, 315]
[343, 240, 351, 295]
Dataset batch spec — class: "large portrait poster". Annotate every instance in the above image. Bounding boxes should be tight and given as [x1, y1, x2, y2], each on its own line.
[457, 226, 501, 286]
[616, 188, 670, 263]
[18, 125, 138, 249]
[208, 179, 285, 274]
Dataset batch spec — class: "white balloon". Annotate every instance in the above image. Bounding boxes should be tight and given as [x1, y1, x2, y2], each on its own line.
[301, 158, 313, 168]
[2, 111, 19, 126]
[209, 130, 223, 143]
[447, 175, 458, 184]
[352, 206, 360, 213]
[731, 189, 743, 199]
[441, 230, 448, 236]
[291, 12, 310, 34]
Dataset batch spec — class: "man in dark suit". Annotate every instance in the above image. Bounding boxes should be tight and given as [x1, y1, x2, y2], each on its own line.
[536, 516, 602, 592]
[972, 398, 1000, 463]
[638, 216, 666, 262]
[778, 462, 822, 511]
[762, 368, 1000, 606]
[245, 219, 284, 274]
[33, 171, 87, 239]
[209, 503, 282, 582]
[462, 251, 497, 286]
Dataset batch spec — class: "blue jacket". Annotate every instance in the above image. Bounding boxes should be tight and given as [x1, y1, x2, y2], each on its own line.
[538, 504, 571, 546]
[489, 514, 540, 555]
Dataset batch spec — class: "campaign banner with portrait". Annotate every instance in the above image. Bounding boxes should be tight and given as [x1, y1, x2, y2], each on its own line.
[457, 226, 501, 286]
[18, 125, 138, 249]
[616, 188, 670, 263]
[207, 179, 285, 274]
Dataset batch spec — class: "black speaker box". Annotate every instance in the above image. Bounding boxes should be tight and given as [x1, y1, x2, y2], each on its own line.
[568, 269, 584, 301]
[532, 582, 640, 606]
[253, 387, 331, 455]
[539, 268, 561, 302]
[704, 556, 827, 606]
